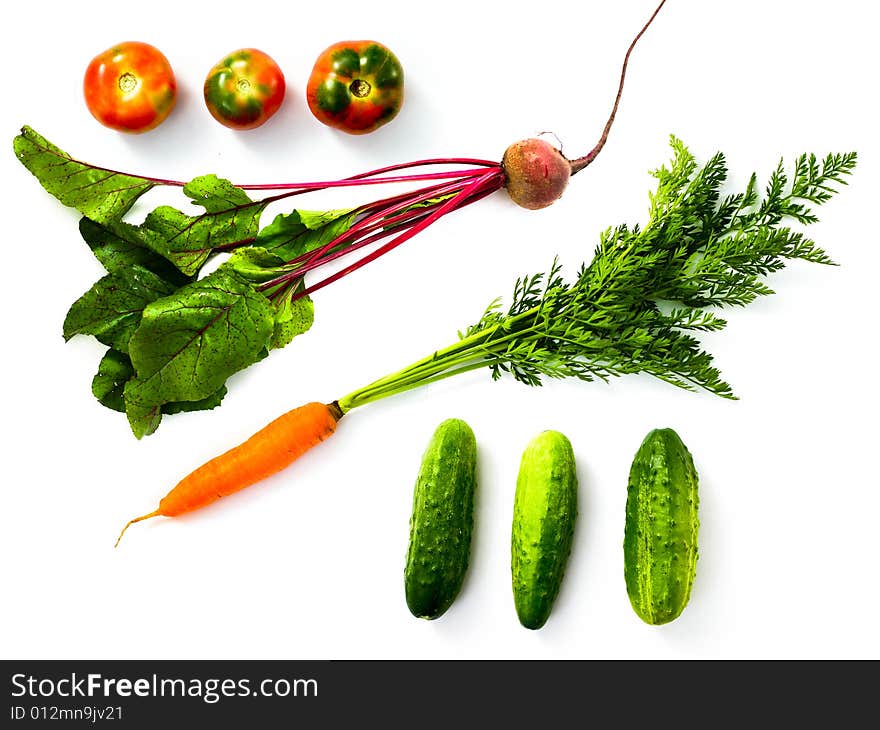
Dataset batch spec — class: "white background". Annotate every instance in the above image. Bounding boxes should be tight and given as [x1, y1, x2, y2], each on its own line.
[1, 0, 877, 659]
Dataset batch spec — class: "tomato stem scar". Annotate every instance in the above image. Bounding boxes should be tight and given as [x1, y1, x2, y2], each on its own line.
[118, 72, 137, 94]
[349, 79, 371, 98]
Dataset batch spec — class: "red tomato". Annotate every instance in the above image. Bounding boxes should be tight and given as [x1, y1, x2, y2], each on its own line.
[306, 40, 404, 135]
[83, 41, 177, 134]
[203, 48, 286, 130]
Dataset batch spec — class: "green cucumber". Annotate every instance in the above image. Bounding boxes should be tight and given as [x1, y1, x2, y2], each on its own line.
[623, 427, 700, 625]
[511, 430, 578, 630]
[404, 418, 478, 620]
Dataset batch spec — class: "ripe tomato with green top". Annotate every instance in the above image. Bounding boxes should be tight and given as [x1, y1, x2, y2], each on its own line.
[83, 41, 177, 133]
[203, 48, 286, 131]
[306, 40, 404, 135]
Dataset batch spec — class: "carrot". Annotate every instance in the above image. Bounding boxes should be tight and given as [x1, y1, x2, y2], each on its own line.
[115, 401, 342, 546]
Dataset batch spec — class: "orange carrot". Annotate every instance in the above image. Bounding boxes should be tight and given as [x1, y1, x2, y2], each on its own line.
[115, 401, 342, 546]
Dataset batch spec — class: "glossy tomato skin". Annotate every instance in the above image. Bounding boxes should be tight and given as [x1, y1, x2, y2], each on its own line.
[83, 41, 177, 133]
[203, 48, 286, 131]
[306, 41, 404, 135]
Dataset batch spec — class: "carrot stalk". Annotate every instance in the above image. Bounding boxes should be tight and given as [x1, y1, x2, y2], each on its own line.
[115, 401, 342, 546]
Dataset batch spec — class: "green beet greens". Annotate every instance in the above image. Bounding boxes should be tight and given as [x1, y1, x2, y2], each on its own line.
[14, 126, 500, 437]
[337, 137, 855, 412]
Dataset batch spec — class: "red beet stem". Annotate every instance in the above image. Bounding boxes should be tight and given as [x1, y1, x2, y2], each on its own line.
[289, 170, 504, 301]
[216, 174, 481, 277]
[275, 179, 501, 285]
[289, 208, 432, 279]
[236, 158, 500, 191]
[278, 179, 459, 270]
[295, 176, 482, 271]
[569, 0, 667, 175]
[237, 167, 491, 193]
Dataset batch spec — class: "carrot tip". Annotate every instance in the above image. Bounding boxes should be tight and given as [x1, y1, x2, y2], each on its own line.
[114, 509, 160, 548]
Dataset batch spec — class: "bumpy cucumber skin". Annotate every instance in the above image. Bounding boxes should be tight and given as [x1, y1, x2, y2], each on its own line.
[404, 418, 477, 620]
[623, 428, 699, 626]
[511, 431, 578, 630]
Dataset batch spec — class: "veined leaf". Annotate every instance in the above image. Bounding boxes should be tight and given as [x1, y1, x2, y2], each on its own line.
[79, 217, 191, 286]
[220, 248, 315, 349]
[271, 286, 315, 349]
[223, 247, 291, 283]
[256, 208, 356, 261]
[64, 265, 178, 353]
[116, 175, 268, 276]
[92, 349, 135, 412]
[13, 126, 155, 224]
[124, 400, 163, 440]
[161, 388, 228, 415]
[123, 268, 274, 437]
[93, 349, 230, 416]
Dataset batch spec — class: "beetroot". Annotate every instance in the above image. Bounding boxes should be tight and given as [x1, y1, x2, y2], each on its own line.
[501, 139, 571, 210]
[502, 0, 666, 209]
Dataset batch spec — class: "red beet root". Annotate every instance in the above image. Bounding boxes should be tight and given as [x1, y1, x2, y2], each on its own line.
[502, 139, 571, 210]
[502, 0, 666, 210]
